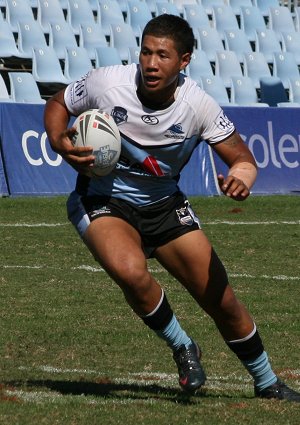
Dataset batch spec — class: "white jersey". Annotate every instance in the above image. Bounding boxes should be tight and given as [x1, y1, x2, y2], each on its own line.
[64, 64, 235, 206]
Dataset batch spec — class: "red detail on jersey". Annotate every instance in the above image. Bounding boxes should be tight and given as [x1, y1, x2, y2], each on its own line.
[93, 121, 97, 128]
[142, 156, 164, 176]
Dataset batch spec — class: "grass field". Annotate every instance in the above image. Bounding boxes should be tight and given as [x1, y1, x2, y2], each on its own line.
[0, 195, 299, 425]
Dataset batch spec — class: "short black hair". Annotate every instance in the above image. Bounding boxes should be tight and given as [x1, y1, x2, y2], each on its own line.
[141, 14, 195, 55]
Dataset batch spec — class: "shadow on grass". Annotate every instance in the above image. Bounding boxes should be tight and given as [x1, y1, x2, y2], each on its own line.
[3, 378, 217, 404]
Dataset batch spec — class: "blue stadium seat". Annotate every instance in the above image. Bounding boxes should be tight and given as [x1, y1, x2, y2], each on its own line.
[287, 77, 300, 104]
[223, 29, 253, 63]
[94, 46, 122, 67]
[272, 52, 300, 89]
[259, 76, 288, 107]
[32, 46, 69, 85]
[79, 22, 108, 60]
[255, 29, 282, 64]
[98, 0, 125, 37]
[5, 0, 35, 32]
[0, 74, 12, 102]
[196, 27, 225, 63]
[281, 31, 300, 66]
[186, 50, 214, 85]
[240, 6, 267, 43]
[253, 0, 280, 17]
[228, 0, 253, 16]
[201, 0, 226, 17]
[67, 0, 96, 35]
[230, 75, 268, 106]
[268, 6, 296, 39]
[37, 0, 66, 34]
[182, 4, 211, 29]
[17, 20, 48, 59]
[212, 5, 239, 39]
[127, 0, 152, 38]
[64, 46, 93, 83]
[0, 20, 22, 60]
[215, 50, 243, 88]
[49, 21, 78, 60]
[109, 22, 138, 62]
[243, 51, 272, 89]
[155, 2, 181, 17]
[200, 75, 231, 106]
[8, 71, 46, 103]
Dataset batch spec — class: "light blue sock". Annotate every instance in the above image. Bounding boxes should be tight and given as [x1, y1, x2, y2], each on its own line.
[155, 314, 192, 351]
[242, 351, 277, 390]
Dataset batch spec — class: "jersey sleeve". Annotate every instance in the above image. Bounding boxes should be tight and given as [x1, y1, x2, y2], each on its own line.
[197, 92, 235, 145]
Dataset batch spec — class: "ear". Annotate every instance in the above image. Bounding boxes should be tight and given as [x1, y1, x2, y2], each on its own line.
[180, 52, 191, 70]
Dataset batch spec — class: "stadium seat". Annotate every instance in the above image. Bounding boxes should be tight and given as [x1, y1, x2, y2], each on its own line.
[272, 52, 300, 89]
[66, 0, 96, 35]
[281, 31, 300, 66]
[240, 6, 267, 43]
[182, 4, 211, 29]
[201, 0, 226, 17]
[98, 0, 125, 37]
[94, 46, 122, 67]
[255, 29, 282, 64]
[259, 76, 288, 107]
[0, 20, 22, 61]
[64, 46, 93, 83]
[200, 75, 231, 106]
[79, 22, 108, 60]
[172, 0, 198, 13]
[230, 75, 268, 106]
[17, 20, 48, 59]
[49, 21, 78, 60]
[155, 2, 181, 17]
[127, 46, 140, 64]
[294, 7, 300, 31]
[288, 77, 300, 104]
[227, 0, 253, 16]
[8, 71, 46, 103]
[268, 6, 296, 39]
[243, 51, 272, 89]
[37, 0, 66, 34]
[276, 101, 300, 108]
[212, 5, 239, 39]
[5, 0, 35, 32]
[253, 0, 280, 17]
[223, 29, 253, 63]
[215, 50, 243, 88]
[127, 0, 153, 38]
[109, 22, 139, 62]
[145, 0, 157, 17]
[0, 74, 12, 102]
[32, 46, 69, 85]
[197, 27, 225, 63]
[186, 50, 214, 85]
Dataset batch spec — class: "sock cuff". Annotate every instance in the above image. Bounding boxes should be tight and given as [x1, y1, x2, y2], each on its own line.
[226, 325, 264, 361]
[141, 291, 173, 330]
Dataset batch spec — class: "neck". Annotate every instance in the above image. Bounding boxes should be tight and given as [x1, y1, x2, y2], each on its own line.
[137, 78, 179, 110]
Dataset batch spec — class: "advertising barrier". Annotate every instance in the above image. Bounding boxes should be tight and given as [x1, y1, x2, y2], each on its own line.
[0, 103, 299, 196]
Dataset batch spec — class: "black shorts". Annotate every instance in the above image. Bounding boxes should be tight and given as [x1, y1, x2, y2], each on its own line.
[67, 191, 201, 258]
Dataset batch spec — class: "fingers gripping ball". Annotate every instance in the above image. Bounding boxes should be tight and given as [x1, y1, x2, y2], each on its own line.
[72, 109, 121, 177]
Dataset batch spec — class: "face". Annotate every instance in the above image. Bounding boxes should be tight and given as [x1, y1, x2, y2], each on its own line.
[139, 35, 190, 103]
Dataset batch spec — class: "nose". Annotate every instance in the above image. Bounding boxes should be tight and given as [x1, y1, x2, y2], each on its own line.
[146, 54, 159, 70]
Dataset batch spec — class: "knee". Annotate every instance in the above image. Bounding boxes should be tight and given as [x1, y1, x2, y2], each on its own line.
[110, 258, 153, 295]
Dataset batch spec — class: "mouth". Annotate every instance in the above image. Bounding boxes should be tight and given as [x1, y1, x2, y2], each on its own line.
[143, 75, 161, 87]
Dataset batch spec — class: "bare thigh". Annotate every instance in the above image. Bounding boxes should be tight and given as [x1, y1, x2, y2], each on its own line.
[83, 216, 162, 315]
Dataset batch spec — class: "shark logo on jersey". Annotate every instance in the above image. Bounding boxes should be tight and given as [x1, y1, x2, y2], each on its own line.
[111, 106, 128, 125]
[164, 123, 185, 139]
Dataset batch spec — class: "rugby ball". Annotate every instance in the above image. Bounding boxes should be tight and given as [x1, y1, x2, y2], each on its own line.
[72, 109, 121, 177]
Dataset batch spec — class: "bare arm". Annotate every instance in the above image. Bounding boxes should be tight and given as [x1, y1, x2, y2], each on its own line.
[44, 89, 94, 173]
[212, 131, 257, 201]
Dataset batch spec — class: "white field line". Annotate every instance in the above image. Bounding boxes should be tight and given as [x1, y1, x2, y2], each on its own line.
[5, 367, 300, 405]
[0, 220, 299, 227]
[2, 263, 300, 281]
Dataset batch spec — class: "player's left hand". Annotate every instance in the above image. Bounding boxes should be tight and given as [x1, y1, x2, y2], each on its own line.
[218, 174, 250, 201]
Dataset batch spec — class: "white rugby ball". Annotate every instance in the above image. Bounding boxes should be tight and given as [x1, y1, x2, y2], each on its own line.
[72, 109, 121, 177]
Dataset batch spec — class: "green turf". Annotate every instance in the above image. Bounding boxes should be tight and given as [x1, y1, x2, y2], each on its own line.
[0, 195, 299, 424]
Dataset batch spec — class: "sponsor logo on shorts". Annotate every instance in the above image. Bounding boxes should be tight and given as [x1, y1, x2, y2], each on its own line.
[90, 206, 112, 220]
